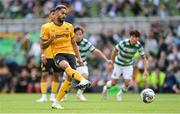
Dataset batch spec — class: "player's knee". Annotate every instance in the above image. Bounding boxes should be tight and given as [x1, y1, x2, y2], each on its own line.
[111, 80, 117, 86]
[65, 75, 72, 82]
[53, 73, 59, 82]
[82, 73, 88, 79]
[41, 72, 48, 81]
[59, 60, 70, 69]
[111, 82, 116, 86]
[124, 79, 130, 87]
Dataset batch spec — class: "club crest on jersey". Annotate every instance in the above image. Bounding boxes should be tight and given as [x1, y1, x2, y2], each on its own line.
[66, 27, 69, 31]
[124, 48, 128, 52]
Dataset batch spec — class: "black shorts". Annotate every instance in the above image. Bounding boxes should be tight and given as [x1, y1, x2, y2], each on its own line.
[41, 59, 60, 73]
[54, 53, 76, 72]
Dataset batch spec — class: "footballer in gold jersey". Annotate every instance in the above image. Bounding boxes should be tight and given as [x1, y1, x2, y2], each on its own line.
[37, 8, 61, 103]
[40, 5, 91, 109]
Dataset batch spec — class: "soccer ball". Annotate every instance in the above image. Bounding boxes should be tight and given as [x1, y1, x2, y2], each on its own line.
[140, 88, 155, 103]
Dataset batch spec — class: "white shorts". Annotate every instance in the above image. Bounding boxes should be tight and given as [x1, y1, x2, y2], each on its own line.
[76, 66, 89, 75]
[111, 64, 133, 80]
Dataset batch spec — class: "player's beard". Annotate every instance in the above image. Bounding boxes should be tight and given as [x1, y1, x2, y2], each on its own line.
[57, 17, 64, 24]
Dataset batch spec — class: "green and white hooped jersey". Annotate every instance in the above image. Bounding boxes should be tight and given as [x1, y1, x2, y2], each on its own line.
[77, 39, 95, 66]
[115, 39, 145, 66]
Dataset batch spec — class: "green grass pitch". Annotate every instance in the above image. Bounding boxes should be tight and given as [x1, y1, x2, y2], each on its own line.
[0, 93, 180, 114]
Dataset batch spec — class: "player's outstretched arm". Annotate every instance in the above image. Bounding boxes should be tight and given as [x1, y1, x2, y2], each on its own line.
[93, 48, 112, 64]
[141, 55, 149, 77]
[71, 38, 84, 66]
[111, 48, 118, 63]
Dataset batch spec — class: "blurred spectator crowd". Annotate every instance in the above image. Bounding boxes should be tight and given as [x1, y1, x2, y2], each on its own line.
[0, 0, 180, 19]
[0, 33, 41, 93]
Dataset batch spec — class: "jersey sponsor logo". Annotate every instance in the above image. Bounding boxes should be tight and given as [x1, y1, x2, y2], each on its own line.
[55, 33, 70, 38]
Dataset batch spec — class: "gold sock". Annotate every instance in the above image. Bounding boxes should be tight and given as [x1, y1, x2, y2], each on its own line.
[51, 81, 59, 93]
[41, 82, 48, 94]
[56, 80, 71, 102]
[65, 66, 84, 81]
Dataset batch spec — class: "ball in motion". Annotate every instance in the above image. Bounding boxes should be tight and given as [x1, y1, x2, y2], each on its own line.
[140, 88, 155, 103]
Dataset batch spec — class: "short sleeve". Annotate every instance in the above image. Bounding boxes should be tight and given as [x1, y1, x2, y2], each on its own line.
[115, 41, 123, 51]
[40, 24, 49, 40]
[138, 45, 145, 55]
[88, 42, 96, 53]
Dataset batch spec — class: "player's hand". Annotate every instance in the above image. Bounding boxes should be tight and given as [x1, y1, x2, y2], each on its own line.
[50, 34, 56, 41]
[107, 60, 113, 65]
[143, 70, 148, 79]
[41, 54, 47, 64]
[77, 58, 84, 66]
[107, 62, 114, 72]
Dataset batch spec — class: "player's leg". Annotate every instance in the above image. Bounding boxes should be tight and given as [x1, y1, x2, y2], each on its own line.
[116, 79, 131, 101]
[102, 79, 118, 99]
[102, 64, 121, 99]
[52, 54, 92, 109]
[52, 54, 89, 109]
[61, 66, 88, 102]
[37, 59, 54, 102]
[52, 76, 72, 109]
[60, 74, 68, 102]
[49, 72, 60, 102]
[45, 59, 60, 102]
[121, 65, 133, 91]
[116, 66, 133, 101]
[76, 66, 89, 101]
[36, 72, 48, 102]
[55, 54, 91, 88]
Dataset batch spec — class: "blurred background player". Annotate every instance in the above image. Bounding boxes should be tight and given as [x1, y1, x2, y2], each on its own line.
[63, 26, 112, 101]
[40, 5, 91, 109]
[37, 8, 61, 103]
[102, 30, 148, 101]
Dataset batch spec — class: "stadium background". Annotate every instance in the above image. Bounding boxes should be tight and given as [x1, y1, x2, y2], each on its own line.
[0, 0, 180, 94]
